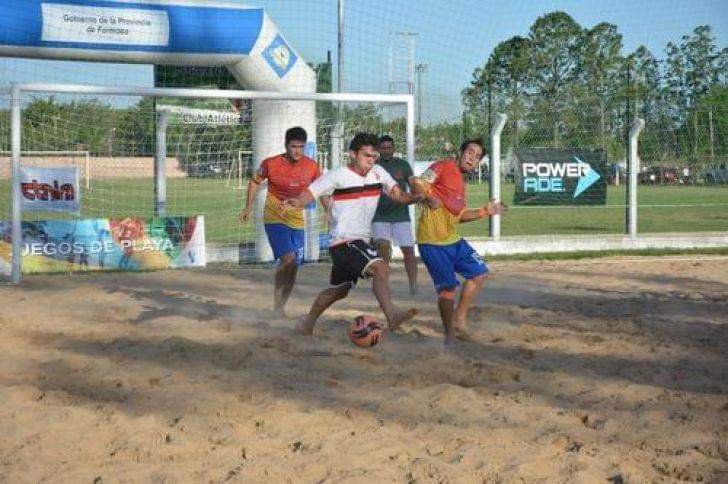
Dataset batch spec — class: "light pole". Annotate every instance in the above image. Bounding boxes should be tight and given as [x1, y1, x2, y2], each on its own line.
[338, 0, 344, 93]
[415, 62, 428, 128]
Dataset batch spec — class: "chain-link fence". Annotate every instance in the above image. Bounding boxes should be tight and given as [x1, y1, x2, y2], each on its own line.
[410, 102, 727, 239]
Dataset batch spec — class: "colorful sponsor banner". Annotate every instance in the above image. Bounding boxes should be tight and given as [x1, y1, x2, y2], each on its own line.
[0, 216, 205, 274]
[20, 165, 81, 212]
[513, 149, 608, 205]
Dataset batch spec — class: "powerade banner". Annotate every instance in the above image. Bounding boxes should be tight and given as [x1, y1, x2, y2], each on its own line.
[0, 216, 205, 274]
[20, 165, 80, 213]
[514, 149, 607, 205]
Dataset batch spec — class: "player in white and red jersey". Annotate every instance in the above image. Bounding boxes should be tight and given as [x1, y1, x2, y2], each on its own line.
[283, 133, 421, 336]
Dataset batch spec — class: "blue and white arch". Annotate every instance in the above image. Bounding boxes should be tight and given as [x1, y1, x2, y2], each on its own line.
[0, 0, 319, 262]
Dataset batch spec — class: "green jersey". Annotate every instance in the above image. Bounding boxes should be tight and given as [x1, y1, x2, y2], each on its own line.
[373, 157, 414, 223]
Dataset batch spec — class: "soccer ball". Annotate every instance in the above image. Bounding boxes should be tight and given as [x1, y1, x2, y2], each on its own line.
[349, 315, 384, 348]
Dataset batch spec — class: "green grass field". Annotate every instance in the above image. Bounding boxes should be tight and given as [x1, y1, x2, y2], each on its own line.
[2, 179, 726, 243]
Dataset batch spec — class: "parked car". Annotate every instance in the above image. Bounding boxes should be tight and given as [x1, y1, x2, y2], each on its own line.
[638, 165, 679, 185]
[699, 163, 728, 185]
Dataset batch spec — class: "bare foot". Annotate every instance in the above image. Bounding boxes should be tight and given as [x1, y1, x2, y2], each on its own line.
[295, 317, 315, 336]
[454, 326, 477, 342]
[273, 307, 288, 318]
[388, 308, 418, 331]
[444, 333, 458, 348]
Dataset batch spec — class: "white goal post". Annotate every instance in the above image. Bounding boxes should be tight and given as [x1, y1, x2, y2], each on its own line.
[8, 83, 416, 284]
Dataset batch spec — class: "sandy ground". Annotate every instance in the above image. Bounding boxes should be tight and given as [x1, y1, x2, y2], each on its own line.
[1, 256, 727, 483]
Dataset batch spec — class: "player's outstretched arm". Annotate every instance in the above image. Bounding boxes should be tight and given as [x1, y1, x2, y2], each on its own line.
[388, 186, 424, 205]
[408, 176, 431, 197]
[282, 189, 315, 210]
[408, 175, 441, 209]
[458, 199, 508, 223]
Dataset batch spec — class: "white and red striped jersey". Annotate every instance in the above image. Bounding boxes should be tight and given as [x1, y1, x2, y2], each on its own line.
[308, 164, 398, 245]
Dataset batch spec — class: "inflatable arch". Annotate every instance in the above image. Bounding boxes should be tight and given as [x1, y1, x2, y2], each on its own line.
[0, 0, 319, 261]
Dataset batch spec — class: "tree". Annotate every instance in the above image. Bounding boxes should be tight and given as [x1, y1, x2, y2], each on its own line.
[489, 36, 531, 149]
[631, 46, 661, 122]
[682, 26, 720, 106]
[528, 11, 583, 146]
[576, 22, 623, 148]
[662, 41, 689, 127]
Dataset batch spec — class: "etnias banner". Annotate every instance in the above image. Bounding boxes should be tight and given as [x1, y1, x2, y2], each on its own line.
[513, 149, 608, 206]
[0, 216, 205, 273]
[20, 165, 81, 212]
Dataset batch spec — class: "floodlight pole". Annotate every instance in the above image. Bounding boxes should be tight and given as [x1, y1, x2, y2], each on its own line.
[338, 0, 344, 94]
[628, 118, 645, 239]
[489, 113, 507, 240]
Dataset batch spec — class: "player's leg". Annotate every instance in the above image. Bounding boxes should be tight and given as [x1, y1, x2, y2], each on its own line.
[297, 283, 351, 335]
[368, 261, 417, 330]
[401, 246, 418, 294]
[265, 224, 298, 315]
[452, 275, 486, 338]
[297, 242, 356, 335]
[372, 222, 393, 263]
[274, 229, 305, 315]
[419, 243, 459, 345]
[374, 239, 392, 263]
[349, 240, 415, 330]
[274, 252, 297, 315]
[393, 222, 418, 295]
[452, 239, 489, 337]
[437, 288, 457, 345]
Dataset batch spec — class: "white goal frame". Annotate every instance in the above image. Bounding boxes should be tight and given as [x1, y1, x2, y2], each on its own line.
[8, 83, 416, 284]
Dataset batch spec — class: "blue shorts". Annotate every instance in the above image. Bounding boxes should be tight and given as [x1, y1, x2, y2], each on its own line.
[264, 223, 305, 265]
[419, 239, 489, 292]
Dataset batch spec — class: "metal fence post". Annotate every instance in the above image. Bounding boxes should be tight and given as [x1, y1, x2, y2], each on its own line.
[489, 113, 507, 240]
[628, 118, 645, 239]
[10, 85, 22, 284]
[155, 110, 169, 216]
[406, 94, 417, 242]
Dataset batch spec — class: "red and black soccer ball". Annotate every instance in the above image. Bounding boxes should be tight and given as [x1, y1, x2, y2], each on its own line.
[348, 315, 384, 348]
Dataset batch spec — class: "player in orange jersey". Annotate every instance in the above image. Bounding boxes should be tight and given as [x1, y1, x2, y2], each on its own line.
[411, 139, 507, 346]
[239, 127, 329, 316]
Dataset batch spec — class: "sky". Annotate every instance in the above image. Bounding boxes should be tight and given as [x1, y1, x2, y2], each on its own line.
[1, 0, 726, 121]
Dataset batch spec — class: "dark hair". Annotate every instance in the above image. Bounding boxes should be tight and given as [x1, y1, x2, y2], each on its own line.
[460, 138, 485, 158]
[285, 126, 307, 145]
[378, 135, 394, 145]
[349, 132, 379, 152]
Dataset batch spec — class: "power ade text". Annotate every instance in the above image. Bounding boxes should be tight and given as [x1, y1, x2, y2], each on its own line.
[522, 162, 588, 193]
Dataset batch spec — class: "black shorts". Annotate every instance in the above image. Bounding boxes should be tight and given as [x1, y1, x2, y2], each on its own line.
[329, 239, 382, 288]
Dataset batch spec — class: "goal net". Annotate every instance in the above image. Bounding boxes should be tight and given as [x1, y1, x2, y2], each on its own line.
[1, 84, 414, 281]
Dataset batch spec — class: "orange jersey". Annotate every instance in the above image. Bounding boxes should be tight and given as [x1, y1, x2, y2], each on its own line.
[253, 154, 321, 228]
[416, 159, 466, 245]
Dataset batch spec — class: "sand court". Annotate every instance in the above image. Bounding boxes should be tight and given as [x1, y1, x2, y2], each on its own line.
[1, 257, 727, 482]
